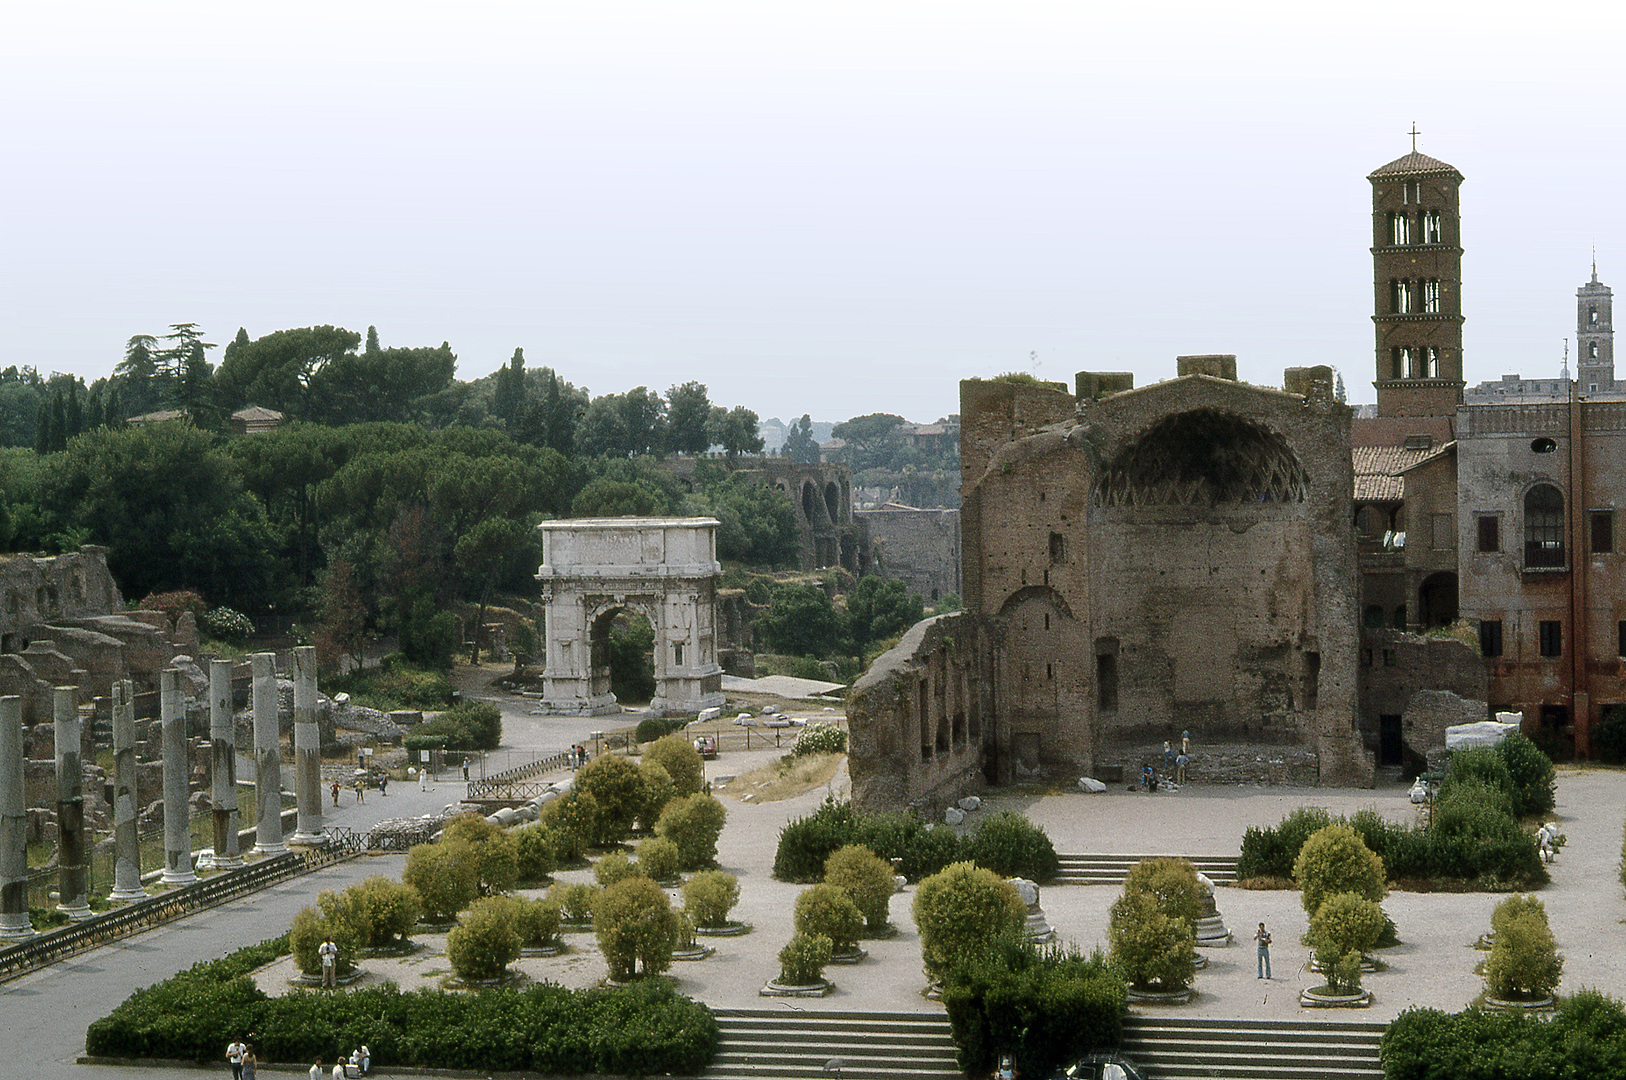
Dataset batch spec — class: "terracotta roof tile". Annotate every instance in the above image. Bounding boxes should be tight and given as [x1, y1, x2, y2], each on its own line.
[1368, 152, 1462, 179]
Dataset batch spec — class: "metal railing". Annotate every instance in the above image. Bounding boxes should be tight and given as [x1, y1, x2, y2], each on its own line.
[464, 750, 574, 802]
[0, 835, 355, 983]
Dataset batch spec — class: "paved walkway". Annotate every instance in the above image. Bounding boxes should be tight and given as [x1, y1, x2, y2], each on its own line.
[8, 698, 1625, 1078]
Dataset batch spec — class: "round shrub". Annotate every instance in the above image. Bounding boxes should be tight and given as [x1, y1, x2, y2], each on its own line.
[402, 841, 479, 922]
[792, 723, 848, 757]
[515, 897, 563, 947]
[1310, 892, 1385, 993]
[575, 754, 645, 844]
[1496, 732, 1557, 818]
[1293, 823, 1386, 920]
[594, 876, 681, 981]
[644, 733, 705, 796]
[1108, 890, 1196, 991]
[538, 789, 600, 862]
[656, 792, 728, 869]
[1442, 748, 1513, 804]
[912, 861, 1026, 981]
[289, 899, 361, 977]
[682, 870, 741, 929]
[1237, 806, 1335, 881]
[417, 700, 503, 751]
[965, 812, 1060, 883]
[637, 760, 677, 831]
[1485, 894, 1562, 1000]
[635, 717, 668, 744]
[338, 875, 421, 947]
[794, 883, 865, 954]
[203, 606, 255, 643]
[636, 835, 684, 883]
[442, 813, 519, 896]
[513, 823, 559, 884]
[778, 931, 833, 986]
[1120, 857, 1204, 926]
[446, 895, 521, 982]
[548, 881, 600, 925]
[823, 844, 895, 933]
[594, 849, 644, 888]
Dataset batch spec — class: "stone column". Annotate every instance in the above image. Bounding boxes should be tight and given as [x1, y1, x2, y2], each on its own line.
[108, 680, 146, 903]
[291, 646, 324, 842]
[160, 669, 196, 886]
[54, 686, 92, 920]
[209, 660, 242, 869]
[251, 652, 286, 855]
[0, 696, 35, 938]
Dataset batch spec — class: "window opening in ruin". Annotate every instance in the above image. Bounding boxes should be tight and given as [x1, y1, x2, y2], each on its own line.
[1096, 653, 1118, 712]
[1042, 569, 1049, 586]
[1304, 652, 1320, 711]
[1524, 485, 1566, 568]
[1093, 409, 1308, 507]
[919, 678, 931, 760]
[1379, 714, 1404, 766]
[1043, 612, 1050, 630]
[1392, 605, 1407, 630]
[1046, 662, 1053, 681]
[1363, 605, 1385, 630]
[1477, 515, 1500, 553]
[1390, 212, 1411, 245]
[1592, 510, 1614, 554]
[1049, 531, 1066, 565]
[1539, 620, 1562, 658]
[1422, 210, 1442, 243]
[0, 632, 15, 654]
[1480, 620, 1503, 657]
[673, 641, 684, 666]
[1422, 279, 1440, 313]
[1530, 438, 1557, 454]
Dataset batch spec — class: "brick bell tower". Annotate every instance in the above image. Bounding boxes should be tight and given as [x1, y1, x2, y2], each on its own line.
[1369, 138, 1465, 417]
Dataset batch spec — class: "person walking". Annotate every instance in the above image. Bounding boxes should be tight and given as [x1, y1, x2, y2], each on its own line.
[419, 766, 429, 792]
[227, 1038, 247, 1080]
[310, 1059, 324, 1080]
[331, 780, 340, 807]
[1254, 922, 1272, 979]
[319, 935, 339, 989]
[242, 1049, 256, 1080]
[354, 778, 364, 804]
[378, 773, 387, 796]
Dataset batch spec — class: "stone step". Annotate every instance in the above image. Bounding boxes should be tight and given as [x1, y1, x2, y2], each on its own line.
[1053, 854, 1239, 884]
[707, 1010, 962, 1080]
[1120, 1016, 1384, 1080]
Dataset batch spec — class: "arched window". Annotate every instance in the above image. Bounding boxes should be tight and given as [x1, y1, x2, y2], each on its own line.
[1524, 484, 1566, 568]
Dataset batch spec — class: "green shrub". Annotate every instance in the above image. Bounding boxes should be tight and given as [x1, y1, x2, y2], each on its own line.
[656, 792, 728, 869]
[1309, 892, 1385, 993]
[1495, 732, 1556, 818]
[326, 660, 455, 711]
[942, 936, 1125, 1080]
[415, 701, 503, 752]
[1108, 889, 1196, 991]
[1237, 806, 1334, 880]
[793, 883, 865, 954]
[643, 733, 705, 796]
[791, 723, 848, 756]
[775, 798, 981, 884]
[1120, 857, 1204, 926]
[913, 862, 1026, 981]
[513, 824, 559, 884]
[1293, 823, 1386, 920]
[635, 717, 668, 744]
[442, 813, 519, 896]
[636, 836, 683, 883]
[446, 896, 521, 982]
[682, 871, 741, 929]
[777, 932, 833, 986]
[1382, 997, 1626, 1080]
[636, 760, 677, 831]
[538, 790, 599, 862]
[515, 897, 563, 947]
[289, 899, 361, 977]
[203, 605, 255, 642]
[964, 812, 1060, 883]
[548, 881, 599, 924]
[337, 875, 421, 948]
[594, 876, 681, 981]
[823, 844, 895, 933]
[594, 850, 643, 888]
[575, 754, 645, 845]
[403, 841, 479, 922]
[1442, 746, 1513, 800]
[1484, 895, 1562, 1000]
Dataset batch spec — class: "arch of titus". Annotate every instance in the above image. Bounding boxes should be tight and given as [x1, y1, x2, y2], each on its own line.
[535, 518, 725, 717]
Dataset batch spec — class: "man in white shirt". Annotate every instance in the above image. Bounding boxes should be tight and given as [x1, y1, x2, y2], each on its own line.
[318, 936, 339, 989]
[227, 1040, 247, 1080]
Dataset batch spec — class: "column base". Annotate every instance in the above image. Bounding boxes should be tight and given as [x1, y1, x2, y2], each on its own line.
[290, 831, 326, 845]
[161, 869, 198, 887]
[0, 916, 36, 939]
[252, 842, 288, 856]
[211, 855, 244, 870]
[107, 887, 149, 904]
[57, 902, 94, 922]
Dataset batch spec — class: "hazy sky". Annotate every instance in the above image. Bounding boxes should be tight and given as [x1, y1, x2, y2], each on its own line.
[4, 2, 1622, 425]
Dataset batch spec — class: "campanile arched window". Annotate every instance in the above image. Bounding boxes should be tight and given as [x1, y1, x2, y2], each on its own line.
[1524, 484, 1566, 568]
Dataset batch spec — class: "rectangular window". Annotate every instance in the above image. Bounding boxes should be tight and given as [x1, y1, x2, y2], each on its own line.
[1592, 510, 1614, 553]
[1391, 347, 1405, 380]
[1433, 513, 1453, 549]
[1096, 654, 1118, 711]
[1480, 620, 1503, 657]
[1422, 279, 1441, 313]
[673, 641, 684, 666]
[1049, 531, 1066, 565]
[1390, 212, 1412, 245]
[1539, 620, 1563, 658]
[1477, 515, 1500, 552]
[1422, 210, 1442, 243]
[1620, 621, 1626, 658]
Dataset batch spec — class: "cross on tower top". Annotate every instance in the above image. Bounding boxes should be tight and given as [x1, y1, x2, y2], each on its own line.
[1409, 123, 1420, 152]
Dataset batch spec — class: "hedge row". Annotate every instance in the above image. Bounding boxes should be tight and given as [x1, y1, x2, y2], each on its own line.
[773, 798, 1058, 884]
[1380, 993, 1626, 1079]
[85, 940, 718, 1076]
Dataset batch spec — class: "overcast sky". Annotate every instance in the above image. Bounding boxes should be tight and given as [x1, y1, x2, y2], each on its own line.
[3, 2, 1621, 425]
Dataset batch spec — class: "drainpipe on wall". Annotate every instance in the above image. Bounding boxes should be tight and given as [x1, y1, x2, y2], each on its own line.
[1569, 386, 1591, 757]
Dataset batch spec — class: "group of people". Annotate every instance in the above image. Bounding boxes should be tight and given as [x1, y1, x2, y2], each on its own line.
[1141, 732, 1193, 792]
[330, 778, 371, 806]
[569, 744, 589, 770]
[308, 1047, 370, 1078]
[226, 1039, 255, 1080]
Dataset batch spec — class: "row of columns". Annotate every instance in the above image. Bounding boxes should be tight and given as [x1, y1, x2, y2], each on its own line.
[0, 647, 322, 940]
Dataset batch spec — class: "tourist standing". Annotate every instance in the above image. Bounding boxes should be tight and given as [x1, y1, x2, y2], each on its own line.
[354, 778, 364, 804]
[378, 773, 387, 796]
[1254, 922, 1272, 979]
[227, 1038, 247, 1080]
[1163, 740, 1175, 772]
[242, 1048, 256, 1080]
[310, 1059, 324, 1080]
[319, 935, 339, 989]
[419, 766, 429, 791]
[1175, 752, 1189, 785]
[331, 780, 340, 807]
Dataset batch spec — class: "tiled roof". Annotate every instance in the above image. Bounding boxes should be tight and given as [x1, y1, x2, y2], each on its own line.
[232, 405, 284, 421]
[1368, 152, 1462, 179]
[1352, 445, 1436, 502]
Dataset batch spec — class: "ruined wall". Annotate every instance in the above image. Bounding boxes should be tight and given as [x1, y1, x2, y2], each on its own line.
[1358, 629, 1486, 768]
[846, 612, 994, 816]
[855, 507, 961, 603]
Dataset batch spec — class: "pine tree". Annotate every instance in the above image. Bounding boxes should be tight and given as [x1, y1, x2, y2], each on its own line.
[66, 381, 83, 438]
[366, 325, 381, 354]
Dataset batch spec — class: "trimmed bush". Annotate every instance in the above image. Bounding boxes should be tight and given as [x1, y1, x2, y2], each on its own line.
[1108, 890, 1196, 991]
[777, 932, 833, 986]
[775, 798, 1047, 885]
[337, 875, 421, 948]
[964, 812, 1060, 884]
[442, 813, 519, 896]
[290, 900, 361, 978]
[1495, 732, 1557, 818]
[538, 790, 599, 862]
[1309, 892, 1385, 994]
[575, 754, 645, 845]
[446, 896, 521, 982]
[636, 760, 677, 832]
[514, 824, 559, 885]
[594, 876, 681, 981]
[1380, 997, 1626, 1080]
[913, 862, 1026, 981]
[1484, 895, 1562, 1000]
[548, 881, 599, 924]
[794, 883, 865, 954]
[635, 835, 683, 884]
[1121, 857, 1205, 926]
[791, 723, 848, 757]
[516, 897, 563, 948]
[593, 850, 643, 888]
[682, 871, 741, 929]
[823, 844, 895, 933]
[1236, 806, 1334, 880]
[402, 842, 479, 922]
[656, 792, 728, 869]
[643, 733, 705, 796]
[416, 700, 503, 751]
[1293, 823, 1386, 920]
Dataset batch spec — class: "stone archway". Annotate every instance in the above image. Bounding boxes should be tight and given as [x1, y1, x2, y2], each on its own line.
[535, 518, 726, 716]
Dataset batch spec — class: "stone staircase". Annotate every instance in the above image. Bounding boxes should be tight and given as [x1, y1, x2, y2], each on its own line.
[706, 1009, 962, 1080]
[703, 1010, 1384, 1080]
[1119, 1016, 1385, 1080]
[1054, 854, 1240, 886]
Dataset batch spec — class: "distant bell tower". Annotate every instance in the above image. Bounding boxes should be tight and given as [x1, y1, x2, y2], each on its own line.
[1577, 260, 1614, 395]
[1368, 136, 1465, 417]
